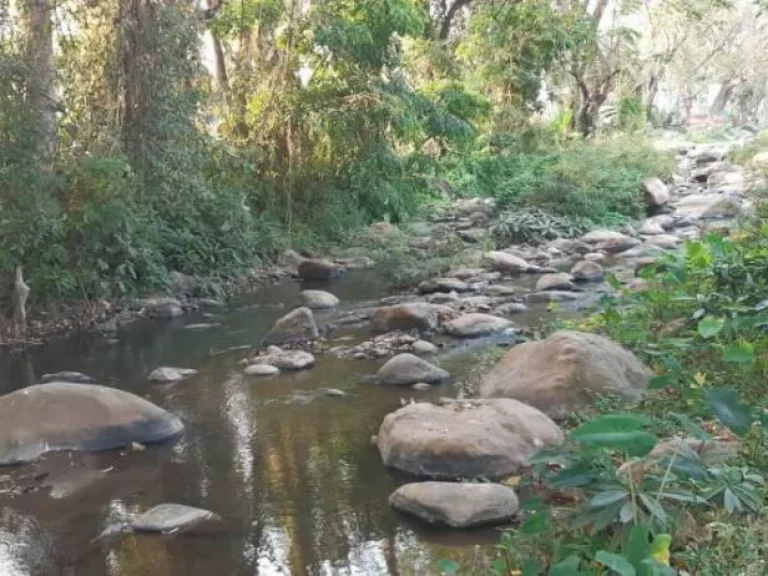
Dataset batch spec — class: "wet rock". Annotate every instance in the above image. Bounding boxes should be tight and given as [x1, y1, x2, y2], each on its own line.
[244, 364, 280, 377]
[449, 268, 485, 280]
[639, 219, 666, 235]
[444, 314, 513, 338]
[130, 297, 182, 313]
[482, 251, 535, 274]
[417, 278, 471, 294]
[479, 331, 652, 418]
[549, 239, 592, 255]
[148, 367, 198, 383]
[524, 291, 581, 304]
[412, 340, 438, 355]
[376, 399, 563, 479]
[535, 273, 575, 292]
[642, 177, 669, 207]
[389, 482, 520, 528]
[411, 382, 432, 391]
[321, 388, 347, 398]
[371, 303, 439, 334]
[297, 259, 340, 281]
[252, 349, 316, 370]
[427, 292, 459, 304]
[300, 290, 340, 310]
[377, 353, 449, 386]
[132, 503, 220, 534]
[184, 323, 218, 331]
[263, 307, 320, 346]
[485, 285, 517, 297]
[0, 383, 183, 465]
[40, 371, 94, 384]
[337, 255, 375, 270]
[493, 302, 528, 315]
[334, 332, 417, 360]
[675, 193, 743, 219]
[571, 260, 604, 282]
[601, 235, 642, 254]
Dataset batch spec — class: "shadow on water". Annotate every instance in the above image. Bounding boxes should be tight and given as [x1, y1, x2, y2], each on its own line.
[0, 271, 560, 575]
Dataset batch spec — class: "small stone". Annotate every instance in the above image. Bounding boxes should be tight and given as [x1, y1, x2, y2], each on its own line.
[148, 367, 198, 383]
[244, 364, 280, 377]
[321, 388, 347, 398]
[411, 382, 432, 391]
[412, 340, 438, 355]
[378, 353, 450, 386]
[535, 273, 575, 292]
[130, 442, 146, 452]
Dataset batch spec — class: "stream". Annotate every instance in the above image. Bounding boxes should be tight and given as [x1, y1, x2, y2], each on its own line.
[0, 270, 559, 576]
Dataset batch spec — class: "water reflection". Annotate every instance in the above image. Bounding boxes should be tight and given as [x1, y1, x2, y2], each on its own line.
[0, 273, 509, 575]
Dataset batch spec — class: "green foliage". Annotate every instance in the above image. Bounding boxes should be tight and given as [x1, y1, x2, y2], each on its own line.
[491, 208, 591, 246]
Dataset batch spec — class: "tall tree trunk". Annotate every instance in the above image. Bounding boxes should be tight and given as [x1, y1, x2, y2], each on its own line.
[210, 32, 228, 94]
[710, 79, 736, 116]
[21, 0, 56, 168]
[438, 0, 472, 40]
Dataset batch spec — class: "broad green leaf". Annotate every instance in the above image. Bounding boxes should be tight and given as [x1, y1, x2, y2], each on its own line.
[648, 374, 675, 390]
[437, 559, 460, 574]
[587, 489, 629, 509]
[571, 414, 654, 455]
[619, 500, 634, 524]
[724, 487, 740, 514]
[522, 557, 544, 576]
[670, 413, 711, 441]
[594, 551, 636, 576]
[521, 511, 549, 535]
[705, 388, 753, 437]
[697, 316, 725, 339]
[639, 493, 668, 527]
[626, 524, 650, 567]
[548, 555, 582, 576]
[724, 343, 755, 364]
[549, 464, 595, 488]
[640, 558, 677, 576]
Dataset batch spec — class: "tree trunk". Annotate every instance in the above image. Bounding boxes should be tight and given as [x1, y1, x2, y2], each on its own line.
[710, 80, 736, 116]
[438, 0, 471, 40]
[21, 0, 56, 167]
[210, 32, 228, 94]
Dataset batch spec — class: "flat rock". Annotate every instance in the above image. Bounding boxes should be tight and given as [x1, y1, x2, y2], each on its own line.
[417, 278, 472, 294]
[131, 504, 220, 534]
[297, 259, 340, 281]
[300, 290, 340, 309]
[377, 353, 449, 386]
[371, 303, 439, 334]
[675, 193, 743, 220]
[262, 307, 319, 346]
[570, 260, 604, 282]
[252, 349, 315, 370]
[41, 371, 94, 384]
[377, 399, 563, 479]
[535, 273, 575, 292]
[444, 314, 513, 338]
[639, 219, 665, 235]
[479, 331, 652, 418]
[580, 229, 630, 244]
[482, 251, 535, 274]
[244, 364, 280, 377]
[449, 268, 485, 280]
[427, 292, 459, 304]
[389, 482, 520, 528]
[148, 367, 198, 382]
[493, 302, 528, 315]
[524, 291, 581, 303]
[0, 383, 183, 465]
[549, 239, 592, 255]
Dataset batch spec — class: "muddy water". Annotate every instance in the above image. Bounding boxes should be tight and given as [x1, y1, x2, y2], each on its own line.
[0, 272, 564, 576]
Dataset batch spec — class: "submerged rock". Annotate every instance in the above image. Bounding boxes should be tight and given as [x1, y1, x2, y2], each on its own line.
[132, 504, 220, 534]
[389, 482, 520, 528]
[300, 290, 340, 309]
[479, 331, 652, 418]
[148, 367, 198, 383]
[244, 364, 280, 377]
[371, 303, 439, 334]
[412, 340, 438, 355]
[0, 383, 183, 465]
[262, 307, 320, 346]
[251, 349, 316, 370]
[444, 314, 513, 338]
[297, 259, 340, 281]
[377, 399, 562, 479]
[417, 278, 472, 294]
[40, 371, 94, 384]
[377, 353, 449, 386]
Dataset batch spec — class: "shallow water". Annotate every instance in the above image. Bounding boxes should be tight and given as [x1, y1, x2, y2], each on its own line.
[0, 271, 566, 576]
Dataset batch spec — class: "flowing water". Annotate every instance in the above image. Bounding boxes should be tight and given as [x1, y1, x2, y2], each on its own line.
[0, 271, 564, 576]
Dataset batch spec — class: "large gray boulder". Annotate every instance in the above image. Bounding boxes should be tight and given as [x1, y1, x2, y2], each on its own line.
[300, 290, 339, 309]
[262, 307, 320, 346]
[444, 314, 513, 338]
[377, 353, 449, 386]
[642, 177, 670, 207]
[389, 482, 520, 528]
[377, 399, 563, 479]
[0, 383, 183, 465]
[479, 331, 652, 418]
[570, 260, 604, 282]
[536, 273, 576, 292]
[482, 251, 535, 274]
[371, 303, 439, 334]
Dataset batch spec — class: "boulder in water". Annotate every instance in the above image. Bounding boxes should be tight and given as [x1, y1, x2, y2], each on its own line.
[482, 251, 535, 274]
[570, 260, 604, 282]
[262, 307, 320, 346]
[300, 290, 340, 309]
[377, 353, 449, 386]
[444, 314, 513, 338]
[389, 482, 520, 528]
[0, 382, 183, 465]
[377, 399, 562, 479]
[148, 367, 198, 383]
[244, 364, 280, 377]
[40, 371, 94, 384]
[131, 503, 220, 534]
[371, 303, 439, 334]
[297, 259, 340, 281]
[535, 273, 576, 292]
